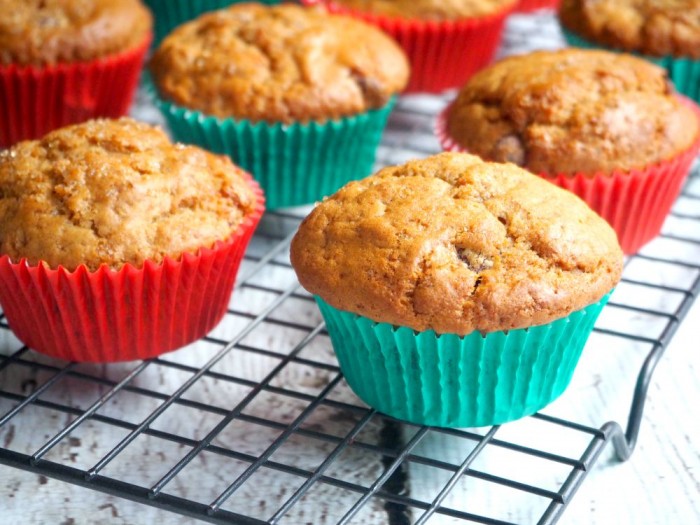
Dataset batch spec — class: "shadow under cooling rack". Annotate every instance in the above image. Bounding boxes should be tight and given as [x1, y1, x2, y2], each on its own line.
[1, 12, 700, 524]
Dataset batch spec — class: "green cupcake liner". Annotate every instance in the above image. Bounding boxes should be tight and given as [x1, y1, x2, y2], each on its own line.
[147, 81, 395, 209]
[316, 293, 611, 428]
[563, 28, 700, 103]
[144, 0, 281, 48]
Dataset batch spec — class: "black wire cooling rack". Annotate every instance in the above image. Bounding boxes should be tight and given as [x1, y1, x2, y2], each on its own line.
[1, 12, 700, 525]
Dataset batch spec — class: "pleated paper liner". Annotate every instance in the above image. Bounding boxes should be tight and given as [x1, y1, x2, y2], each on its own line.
[563, 28, 700, 104]
[0, 35, 151, 149]
[514, 0, 561, 13]
[0, 174, 264, 363]
[301, 0, 515, 93]
[436, 100, 700, 255]
[148, 82, 395, 210]
[144, 0, 281, 48]
[317, 294, 611, 428]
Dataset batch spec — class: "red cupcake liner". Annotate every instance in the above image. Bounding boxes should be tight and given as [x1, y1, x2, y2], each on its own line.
[514, 0, 561, 13]
[0, 173, 264, 363]
[0, 35, 151, 148]
[436, 98, 700, 254]
[301, 0, 515, 93]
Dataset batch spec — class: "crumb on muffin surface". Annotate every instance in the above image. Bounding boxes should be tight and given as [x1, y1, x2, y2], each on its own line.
[0, 118, 258, 271]
[291, 152, 623, 335]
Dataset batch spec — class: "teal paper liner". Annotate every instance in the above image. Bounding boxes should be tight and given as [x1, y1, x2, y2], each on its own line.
[148, 82, 395, 209]
[145, 0, 281, 48]
[316, 293, 611, 428]
[563, 28, 700, 103]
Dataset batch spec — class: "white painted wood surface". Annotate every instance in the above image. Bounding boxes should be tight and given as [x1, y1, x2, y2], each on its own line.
[0, 300, 698, 525]
[1, 10, 699, 525]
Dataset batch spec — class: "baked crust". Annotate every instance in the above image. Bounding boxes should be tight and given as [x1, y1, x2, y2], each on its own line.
[149, 3, 409, 123]
[446, 49, 699, 175]
[0, 118, 258, 271]
[291, 152, 623, 335]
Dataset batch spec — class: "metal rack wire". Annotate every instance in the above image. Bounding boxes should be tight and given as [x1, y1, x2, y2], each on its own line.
[1, 11, 700, 525]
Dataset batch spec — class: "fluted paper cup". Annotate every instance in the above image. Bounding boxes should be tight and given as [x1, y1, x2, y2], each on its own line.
[0, 35, 151, 148]
[148, 80, 395, 209]
[316, 294, 611, 428]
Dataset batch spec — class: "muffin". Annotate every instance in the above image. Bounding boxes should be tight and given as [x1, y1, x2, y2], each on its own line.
[291, 152, 623, 427]
[439, 49, 700, 254]
[559, 0, 700, 102]
[143, 0, 281, 48]
[149, 3, 409, 209]
[0, 118, 264, 362]
[0, 0, 153, 147]
[302, 0, 517, 92]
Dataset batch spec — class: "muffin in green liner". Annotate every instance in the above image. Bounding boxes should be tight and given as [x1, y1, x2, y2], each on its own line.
[563, 29, 700, 103]
[317, 294, 610, 427]
[291, 153, 623, 428]
[150, 88, 396, 210]
[143, 0, 281, 48]
[148, 3, 410, 209]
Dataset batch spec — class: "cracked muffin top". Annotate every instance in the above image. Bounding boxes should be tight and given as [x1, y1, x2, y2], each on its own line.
[149, 3, 409, 124]
[560, 0, 700, 59]
[0, 118, 259, 272]
[0, 0, 152, 66]
[330, 0, 516, 20]
[290, 152, 623, 335]
[446, 49, 699, 175]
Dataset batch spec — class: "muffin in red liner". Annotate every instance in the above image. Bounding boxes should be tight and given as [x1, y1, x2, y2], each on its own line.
[0, 38, 150, 148]
[0, 119, 264, 363]
[0, 0, 153, 148]
[436, 49, 700, 254]
[436, 98, 700, 254]
[0, 208, 262, 362]
[515, 0, 560, 13]
[301, 0, 516, 93]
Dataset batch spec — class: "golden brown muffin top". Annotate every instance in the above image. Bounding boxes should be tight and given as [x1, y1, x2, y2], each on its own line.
[291, 153, 623, 335]
[332, 0, 516, 20]
[0, 118, 258, 272]
[149, 3, 409, 124]
[560, 0, 700, 59]
[0, 0, 152, 66]
[446, 49, 699, 175]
